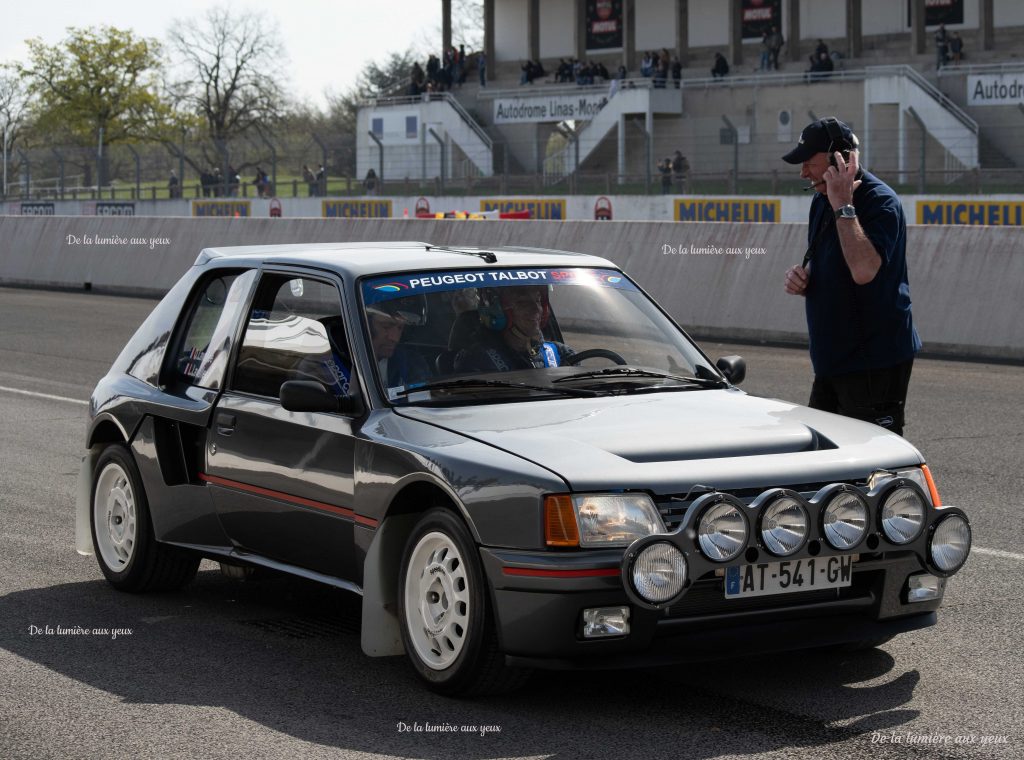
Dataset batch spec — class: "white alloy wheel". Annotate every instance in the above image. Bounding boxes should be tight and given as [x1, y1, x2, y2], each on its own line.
[93, 462, 138, 571]
[403, 530, 471, 670]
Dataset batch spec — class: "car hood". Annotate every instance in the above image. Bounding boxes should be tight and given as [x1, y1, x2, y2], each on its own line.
[396, 389, 923, 492]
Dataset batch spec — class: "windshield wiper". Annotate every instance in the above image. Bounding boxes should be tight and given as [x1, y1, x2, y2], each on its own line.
[552, 367, 727, 389]
[391, 377, 600, 399]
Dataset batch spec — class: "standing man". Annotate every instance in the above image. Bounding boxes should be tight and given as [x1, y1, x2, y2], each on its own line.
[782, 118, 921, 436]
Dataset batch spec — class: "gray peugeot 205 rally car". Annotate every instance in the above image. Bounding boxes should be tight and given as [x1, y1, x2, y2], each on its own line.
[77, 242, 971, 695]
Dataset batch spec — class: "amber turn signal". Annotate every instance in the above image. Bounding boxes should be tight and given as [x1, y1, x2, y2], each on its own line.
[544, 495, 579, 547]
[921, 464, 942, 507]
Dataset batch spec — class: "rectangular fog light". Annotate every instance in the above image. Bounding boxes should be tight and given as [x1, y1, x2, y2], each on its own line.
[906, 574, 944, 603]
[583, 607, 630, 639]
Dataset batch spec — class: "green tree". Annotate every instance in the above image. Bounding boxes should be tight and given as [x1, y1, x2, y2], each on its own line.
[20, 27, 166, 147]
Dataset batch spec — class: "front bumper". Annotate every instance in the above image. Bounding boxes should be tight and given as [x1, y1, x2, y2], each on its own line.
[482, 549, 942, 667]
[479, 479, 969, 669]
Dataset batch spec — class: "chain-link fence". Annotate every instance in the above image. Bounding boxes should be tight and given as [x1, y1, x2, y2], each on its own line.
[3, 126, 1023, 201]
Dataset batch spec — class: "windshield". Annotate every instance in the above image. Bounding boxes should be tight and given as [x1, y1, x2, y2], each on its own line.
[360, 266, 721, 404]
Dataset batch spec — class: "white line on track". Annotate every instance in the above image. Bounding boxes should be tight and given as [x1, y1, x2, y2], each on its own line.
[0, 384, 1020, 562]
[972, 547, 1024, 562]
[0, 385, 89, 406]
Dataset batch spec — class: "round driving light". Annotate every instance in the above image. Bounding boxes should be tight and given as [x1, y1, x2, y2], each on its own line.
[823, 492, 869, 550]
[760, 497, 808, 556]
[698, 502, 748, 562]
[631, 543, 687, 603]
[881, 487, 926, 544]
[929, 514, 971, 574]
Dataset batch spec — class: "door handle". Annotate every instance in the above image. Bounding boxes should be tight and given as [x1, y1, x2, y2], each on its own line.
[215, 413, 237, 436]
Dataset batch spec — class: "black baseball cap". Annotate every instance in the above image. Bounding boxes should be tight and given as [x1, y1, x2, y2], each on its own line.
[782, 118, 858, 164]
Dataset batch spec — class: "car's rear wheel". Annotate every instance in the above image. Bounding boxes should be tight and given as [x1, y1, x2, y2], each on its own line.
[398, 508, 530, 696]
[91, 444, 199, 592]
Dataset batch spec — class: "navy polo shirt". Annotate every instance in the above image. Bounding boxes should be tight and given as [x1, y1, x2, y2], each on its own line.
[804, 170, 921, 378]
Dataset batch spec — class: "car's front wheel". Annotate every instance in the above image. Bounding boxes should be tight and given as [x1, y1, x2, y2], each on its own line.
[91, 444, 199, 592]
[398, 508, 529, 696]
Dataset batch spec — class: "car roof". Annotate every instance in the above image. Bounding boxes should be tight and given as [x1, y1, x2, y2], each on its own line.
[197, 241, 617, 278]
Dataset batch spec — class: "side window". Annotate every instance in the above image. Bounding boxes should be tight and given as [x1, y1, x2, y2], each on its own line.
[172, 270, 257, 390]
[232, 274, 352, 400]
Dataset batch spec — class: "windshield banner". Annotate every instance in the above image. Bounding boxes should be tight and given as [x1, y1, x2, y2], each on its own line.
[363, 267, 638, 304]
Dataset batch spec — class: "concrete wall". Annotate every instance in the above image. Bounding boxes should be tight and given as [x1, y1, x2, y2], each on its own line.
[540, 0, 576, 59]
[1, 216, 1021, 362]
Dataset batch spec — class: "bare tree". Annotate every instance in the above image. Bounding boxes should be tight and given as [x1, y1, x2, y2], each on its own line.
[167, 5, 288, 151]
[0, 64, 32, 194]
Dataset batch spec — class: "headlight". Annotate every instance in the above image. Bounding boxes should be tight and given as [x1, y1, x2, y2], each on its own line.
[631, 542, 687, 603]
[822, 491, 869, 550]
[929, 514, 971, 574]
[698, 501, 748, 562]
[868, 467, 936, 506]
[573, 493, 665, 547]
[881, 487, 926, 544]
[760, 497, 808, 556]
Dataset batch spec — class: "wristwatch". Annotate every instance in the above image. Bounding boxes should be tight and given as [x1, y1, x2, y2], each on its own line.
[835, 204, 857, 220]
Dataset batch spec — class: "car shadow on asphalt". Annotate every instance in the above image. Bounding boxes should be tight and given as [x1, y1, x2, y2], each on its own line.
[1, 568, 922, 759]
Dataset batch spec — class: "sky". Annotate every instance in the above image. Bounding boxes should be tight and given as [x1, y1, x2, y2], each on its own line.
[0, 0, 449, 110]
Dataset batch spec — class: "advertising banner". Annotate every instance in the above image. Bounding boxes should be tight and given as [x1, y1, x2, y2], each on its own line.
[905, 0, 964, 26]
[917, 200, 1024, 225]
[480, 199, 567, 220]
[192, 200, 251, 217]
[742, 0, 782, 40]
[675, 199, 780, 222]
[20, 202, 55, 215]
[94, 202, 135, 216]
[323, 200, 392, 218]
[586, 0, 623, 51]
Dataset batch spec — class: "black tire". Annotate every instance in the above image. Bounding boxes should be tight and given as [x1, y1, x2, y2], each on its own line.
[90, 444, 199, 592]
[397, 508, 530, 696]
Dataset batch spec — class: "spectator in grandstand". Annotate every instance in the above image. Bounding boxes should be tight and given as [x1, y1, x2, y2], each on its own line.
[767, 26, 785, 70]
[781, 117, 920, 437]
[641, 51, 653, 77]
[520, 60, 544, 84]
[759, 31, 772, 71]
[672, 151, 690, 194]
[935, 24, 949, 70]
[617, 64, 628, 80]
[949, 33, 963, 64]
[806, 51, 834, 81]
[815, 39, 829, 59]
[711, 52, 729, 78]
[478, 50, 487, 86]
[671, 55, 682, 88]
[410, 62, 425, 95]
[426, 54, 441, 88]
[168, 170, 180, 199]
[654, 50, 669, 88]
[459, 44, 467, 84]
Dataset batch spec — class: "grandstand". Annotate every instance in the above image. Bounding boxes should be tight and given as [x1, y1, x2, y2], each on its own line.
[357, 0, 1024, 193]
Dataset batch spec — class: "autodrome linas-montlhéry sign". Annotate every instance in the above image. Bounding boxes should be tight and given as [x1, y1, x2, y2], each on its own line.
[493, 95, 609, 124]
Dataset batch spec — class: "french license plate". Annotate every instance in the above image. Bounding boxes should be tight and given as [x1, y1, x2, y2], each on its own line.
[725, 555, 853, 598]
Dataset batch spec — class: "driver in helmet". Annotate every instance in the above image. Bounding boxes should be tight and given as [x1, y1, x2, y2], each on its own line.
[367, 295, 432, 389]
[454, 285, 575, 373]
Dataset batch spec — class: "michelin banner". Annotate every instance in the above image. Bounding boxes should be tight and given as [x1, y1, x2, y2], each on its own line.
[917, 200, 1024, 226]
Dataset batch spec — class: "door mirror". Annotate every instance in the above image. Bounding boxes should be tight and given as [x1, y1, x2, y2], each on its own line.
[716, 355, 746, 386]
[280, 380, 342, 413]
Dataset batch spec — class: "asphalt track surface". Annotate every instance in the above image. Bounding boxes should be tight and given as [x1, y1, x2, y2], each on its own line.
[0, 286, 1021, 760]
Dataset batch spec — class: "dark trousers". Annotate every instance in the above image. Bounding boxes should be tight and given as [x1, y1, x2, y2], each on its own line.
[809, 359, 914, 436]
